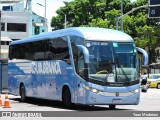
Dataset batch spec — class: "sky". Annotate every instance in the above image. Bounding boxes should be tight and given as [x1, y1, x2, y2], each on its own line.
[32, 0, 136, 20]
[32, 0, 136, 31]
[1, 0, 136, 31]
[32, 0, 73, 31]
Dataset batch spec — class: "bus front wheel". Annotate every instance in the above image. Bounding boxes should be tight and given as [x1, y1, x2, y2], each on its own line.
[62, 88, 72, 108]
[20, 85, 26, 102]
[109, 105, 116, 110]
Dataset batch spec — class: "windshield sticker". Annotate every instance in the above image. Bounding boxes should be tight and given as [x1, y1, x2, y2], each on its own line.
[101, 42, 108, 46]
[91, 42, 108, 46]
[86, 43, 91, 47]
[113, 42, 118, 47]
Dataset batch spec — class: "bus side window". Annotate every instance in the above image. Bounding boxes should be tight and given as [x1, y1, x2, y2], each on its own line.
[31, 41, 46, 61]
[70, 36, 84, 45]
[9, 46, 14, 60]
[71, 43, 78, 71]
[33, 52, 46, 61]
[46, 52, 56, 60]
[48, 37, 70, 63]
[77, 51, 85, 79]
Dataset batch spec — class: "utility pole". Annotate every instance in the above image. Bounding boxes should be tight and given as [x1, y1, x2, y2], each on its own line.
[44, 0, 46, 27]
[37, 0, 47, 31]
[120, 0, 123, 31]
[61, 13, 67, 29]
[116, 5, 148, 30]
[27, 0, 32, 37]
[116, 4, 160, 30]
[64, 14, 66, 29]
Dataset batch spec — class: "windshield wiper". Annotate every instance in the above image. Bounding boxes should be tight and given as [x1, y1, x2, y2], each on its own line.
[114, 56, 130, 82]
[119, 65, 130, 82]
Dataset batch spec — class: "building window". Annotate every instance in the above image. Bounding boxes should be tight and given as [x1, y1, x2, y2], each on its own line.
[41, 20, 44, 23]
[1, 41, 10, 45]
[1, 23, 5, 31]
[35, 26, 40, 35]
[7, 23, 26, 32]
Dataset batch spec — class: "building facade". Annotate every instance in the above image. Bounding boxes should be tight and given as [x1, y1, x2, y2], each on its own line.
[0, 0, 48, 90]
[1, 11, 29, 41]
[1, 0, 48, 60]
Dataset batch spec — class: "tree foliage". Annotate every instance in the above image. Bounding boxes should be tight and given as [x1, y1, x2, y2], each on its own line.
[51, 0, 160, 63]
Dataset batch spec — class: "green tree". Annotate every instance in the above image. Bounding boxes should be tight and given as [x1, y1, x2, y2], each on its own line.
[130, 0, 160, 63]
[51, 0, 160, 63]
[51, 0, 133, 29]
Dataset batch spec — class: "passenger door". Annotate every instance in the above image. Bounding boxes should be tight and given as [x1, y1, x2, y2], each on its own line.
[75, 45, 89, 104]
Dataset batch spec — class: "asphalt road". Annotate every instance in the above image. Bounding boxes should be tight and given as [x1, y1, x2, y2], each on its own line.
[0, 88, 160, 120]
[0, 88, 159, 112]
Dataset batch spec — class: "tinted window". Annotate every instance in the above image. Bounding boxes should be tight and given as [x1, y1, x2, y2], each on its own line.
[32, 41, 46, 60]
[70, 36, 84, 45]
[9, 40, 47, 61]
[9, 45, 17, 60]
[9, 37, 70, 63]
[7, 23, 26, 32]
[1, 41, 10, 45]
[46, 37, 70, 62]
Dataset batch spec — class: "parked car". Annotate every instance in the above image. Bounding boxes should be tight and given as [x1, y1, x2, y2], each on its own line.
[147, 74, 160, 89]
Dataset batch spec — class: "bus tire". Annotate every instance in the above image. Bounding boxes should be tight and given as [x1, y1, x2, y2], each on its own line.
[20, 84, 27, 102]
[62, 88, 72, 108]
[109, 105, 116, 110]
[157, 83, 160, 89]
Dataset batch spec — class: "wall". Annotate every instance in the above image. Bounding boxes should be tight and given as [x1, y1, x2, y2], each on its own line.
[1, 11, 29, 40]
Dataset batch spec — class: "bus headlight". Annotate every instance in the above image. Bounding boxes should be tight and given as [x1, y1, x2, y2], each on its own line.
[91, 88, 100, 93]
[131, 88, 139, 94]
[83, 84, 91, 91]
[83, 84, 101, 93]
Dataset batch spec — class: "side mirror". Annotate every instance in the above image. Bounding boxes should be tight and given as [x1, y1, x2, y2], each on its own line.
[136, 47, 148, 65]
[76, 45, 89, 63]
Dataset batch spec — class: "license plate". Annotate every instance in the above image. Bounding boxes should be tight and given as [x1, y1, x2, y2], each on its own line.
[112, 99, 122, 103]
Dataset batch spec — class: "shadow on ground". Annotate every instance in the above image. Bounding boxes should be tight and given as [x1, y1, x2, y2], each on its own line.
[10, 97, 131, 111]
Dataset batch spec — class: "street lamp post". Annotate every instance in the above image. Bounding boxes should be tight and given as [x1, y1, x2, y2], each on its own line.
[28, 0, 32, 37]
[44, 0, 46, 27]
[37, 0, 47, 27]
[120, 0, 123, 31]
[64, 14, 66, 29]
[60, 12, 67, 29]
[116, 4, 148, 30]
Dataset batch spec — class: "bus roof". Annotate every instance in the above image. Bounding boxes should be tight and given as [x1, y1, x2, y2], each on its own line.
[10, 27, 134, 45]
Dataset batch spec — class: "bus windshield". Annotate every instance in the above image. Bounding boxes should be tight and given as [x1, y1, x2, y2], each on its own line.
[85, 41, 139, 84]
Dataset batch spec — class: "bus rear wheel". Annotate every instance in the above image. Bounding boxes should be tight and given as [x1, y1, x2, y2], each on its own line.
[20, 85, 26, 102]
[62, 88, 72, 108]
[109, 105, 116, 110]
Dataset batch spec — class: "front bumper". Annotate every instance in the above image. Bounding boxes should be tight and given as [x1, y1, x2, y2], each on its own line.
[85, 91, 140, 105]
